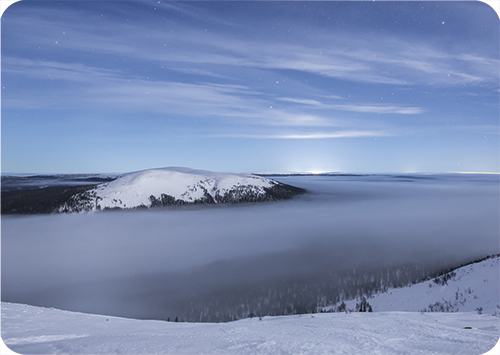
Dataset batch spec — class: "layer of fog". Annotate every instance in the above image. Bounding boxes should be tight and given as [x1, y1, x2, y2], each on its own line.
[2, 174, 498, 320]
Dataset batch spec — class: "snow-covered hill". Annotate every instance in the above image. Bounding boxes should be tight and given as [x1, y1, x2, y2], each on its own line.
[2, 303, 499, 355]
[2, 255, 499, 354]
[58, 167, 304, 212]
[330, 255, 500, 316]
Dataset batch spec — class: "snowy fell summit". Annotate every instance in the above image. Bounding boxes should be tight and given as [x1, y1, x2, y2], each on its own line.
[59, 167, 304, 212]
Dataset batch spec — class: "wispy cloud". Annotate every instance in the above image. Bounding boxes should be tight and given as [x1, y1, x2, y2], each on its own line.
[1, 2, 495, 138]
[214, 130, 391, 139]
[331, 104, 424, 115]
[275, 96, 424, 115]
[2, 57, 123, 82]
[154, 2, 242, 28]
[1, 54, 423, 136]
[6, 4, 498, 89]
[276, 97, 325, 106]
[261, 39, 499, 87]
[2, 1, 498, 173]
[1, 58, 256, 114]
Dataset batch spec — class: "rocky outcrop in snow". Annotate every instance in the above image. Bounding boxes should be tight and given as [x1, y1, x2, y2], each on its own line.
[59, 167, 305, 212]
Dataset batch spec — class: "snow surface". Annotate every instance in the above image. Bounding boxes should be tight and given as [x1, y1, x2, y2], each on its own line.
[2, 256, 499, 354]
[2, 303, 499, 355]
[334, 256, 500, 316]
[65, 167, 280, 211]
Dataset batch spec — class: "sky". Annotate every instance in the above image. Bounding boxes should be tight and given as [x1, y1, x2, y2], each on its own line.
[1, 1, 499, 174]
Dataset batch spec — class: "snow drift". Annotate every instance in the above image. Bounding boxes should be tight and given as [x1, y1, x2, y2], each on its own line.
[58, 167, 304, 212]
[2, 303, 499, 355]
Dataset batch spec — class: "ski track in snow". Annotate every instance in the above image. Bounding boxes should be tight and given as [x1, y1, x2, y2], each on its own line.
[2, 302, 499, 355]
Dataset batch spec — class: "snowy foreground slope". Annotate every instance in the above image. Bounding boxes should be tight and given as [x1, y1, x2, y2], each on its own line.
[2, 256, 499, 355]
[336, 255, 500, 316]
[2, 303, 499, 355]
[59, 167, 304, 212]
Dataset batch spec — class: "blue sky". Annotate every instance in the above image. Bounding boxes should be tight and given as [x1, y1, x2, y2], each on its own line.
[1, 1, 499, 174]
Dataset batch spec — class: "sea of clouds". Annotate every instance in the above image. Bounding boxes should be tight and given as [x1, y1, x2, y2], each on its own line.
[2, 174, 498, 320]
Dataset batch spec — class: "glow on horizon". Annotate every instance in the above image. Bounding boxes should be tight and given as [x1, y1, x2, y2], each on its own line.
[453, 171, 500, 175]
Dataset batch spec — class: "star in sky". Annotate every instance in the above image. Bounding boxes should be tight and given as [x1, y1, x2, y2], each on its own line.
[1, 1, 498, 173]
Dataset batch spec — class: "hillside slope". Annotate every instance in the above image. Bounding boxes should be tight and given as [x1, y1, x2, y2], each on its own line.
[2, 255, 499, 354]
[58, 167, 304, 212]
[0, 168, 304, 214]
[334, 255, 500, 316]
[2, 303, 498, 355]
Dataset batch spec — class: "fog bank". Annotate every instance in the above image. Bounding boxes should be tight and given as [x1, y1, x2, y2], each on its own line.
[2, 174, 498, 320]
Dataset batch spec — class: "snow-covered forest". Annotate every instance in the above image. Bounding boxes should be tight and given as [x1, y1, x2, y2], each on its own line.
[2, 254, 499, 354]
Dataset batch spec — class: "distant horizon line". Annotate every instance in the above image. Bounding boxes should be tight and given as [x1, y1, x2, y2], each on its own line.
[1, 168, 499, 177]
